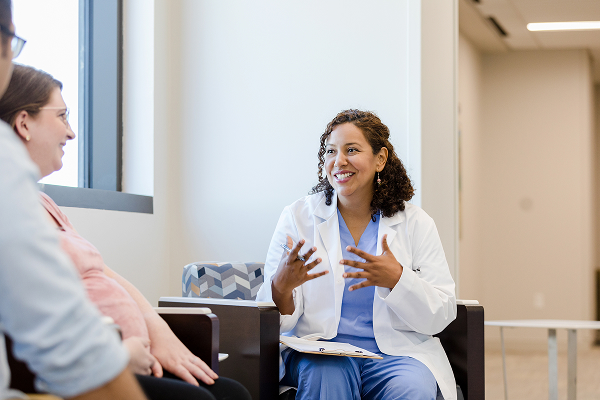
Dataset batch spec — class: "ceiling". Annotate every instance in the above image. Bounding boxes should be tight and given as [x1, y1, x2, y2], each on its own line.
[459, 0, 600, 82]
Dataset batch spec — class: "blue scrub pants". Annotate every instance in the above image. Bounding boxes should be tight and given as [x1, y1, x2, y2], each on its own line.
[281, 350, 438, 400]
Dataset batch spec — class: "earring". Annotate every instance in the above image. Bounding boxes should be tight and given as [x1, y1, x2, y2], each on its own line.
[25, 135, 30, 142]
[377, 172, 381, 186]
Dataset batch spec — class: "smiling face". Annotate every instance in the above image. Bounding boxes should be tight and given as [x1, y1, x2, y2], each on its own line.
[16, 87, 75, 178]
[324, 123, 387, 207]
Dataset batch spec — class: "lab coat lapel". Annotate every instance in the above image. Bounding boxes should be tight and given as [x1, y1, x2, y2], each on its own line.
[377, 211, 405, 255]
[314, 193, 345, 295]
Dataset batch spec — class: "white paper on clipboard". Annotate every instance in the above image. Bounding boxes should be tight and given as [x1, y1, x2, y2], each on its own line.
[280, 336, 383, 359]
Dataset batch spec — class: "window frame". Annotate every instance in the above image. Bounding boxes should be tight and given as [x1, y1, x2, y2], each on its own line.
[41, 183, 153, 213]
[47, 0, 152, 213]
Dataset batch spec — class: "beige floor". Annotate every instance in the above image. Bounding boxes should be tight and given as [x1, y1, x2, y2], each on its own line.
[485, 347, 600, 400]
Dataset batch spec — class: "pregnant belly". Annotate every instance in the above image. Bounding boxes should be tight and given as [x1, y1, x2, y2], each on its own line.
[82, 270, 149, 340]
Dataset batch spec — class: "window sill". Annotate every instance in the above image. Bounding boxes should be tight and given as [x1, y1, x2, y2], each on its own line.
[40, 184, 153, 214]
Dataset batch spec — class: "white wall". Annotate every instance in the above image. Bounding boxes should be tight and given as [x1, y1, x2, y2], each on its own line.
[421, 0, 459, 286]
[459, 44, 595, 349]
[596, 84, 600, 272]
[457, 34, 483, 302]
[56, 0, 459, 304]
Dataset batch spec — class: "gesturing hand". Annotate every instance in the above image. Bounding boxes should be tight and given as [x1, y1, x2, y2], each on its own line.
[271, 236, 327, 315]
[341, 234, 403, 291]
[272, 236, 327, 294]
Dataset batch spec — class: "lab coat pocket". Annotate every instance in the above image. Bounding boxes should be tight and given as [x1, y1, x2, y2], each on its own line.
[414, 336, 441, 351]
[408, 336, 444, 358]
[389, 310, 412, 332]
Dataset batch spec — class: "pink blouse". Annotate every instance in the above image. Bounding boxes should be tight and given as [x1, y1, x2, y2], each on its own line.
[40, 192, 149, 340]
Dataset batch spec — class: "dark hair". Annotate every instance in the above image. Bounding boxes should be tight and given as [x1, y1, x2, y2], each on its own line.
[310, 109, 414, 218]
[0, 64, 62, 130]
[0, 0, 12, 55]
[0, 0, 10, 26]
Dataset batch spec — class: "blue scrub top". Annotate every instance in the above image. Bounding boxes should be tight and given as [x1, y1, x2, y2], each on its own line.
[328, 209, 381, 354]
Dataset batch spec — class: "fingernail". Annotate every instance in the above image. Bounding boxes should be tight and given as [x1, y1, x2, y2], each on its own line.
[343, 273, 347, 278]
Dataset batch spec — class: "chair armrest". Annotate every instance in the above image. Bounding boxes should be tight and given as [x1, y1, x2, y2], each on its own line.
[159, 297, 279, 400]
[5, 334, 37, 393]
[435, 302, 484, 400]
[154, 307, 220, 373]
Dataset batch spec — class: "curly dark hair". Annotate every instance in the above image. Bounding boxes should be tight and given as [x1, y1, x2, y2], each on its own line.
[310, 109, 414, 219]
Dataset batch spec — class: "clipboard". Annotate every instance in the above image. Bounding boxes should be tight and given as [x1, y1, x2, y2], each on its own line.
[280, 336, 383, 359]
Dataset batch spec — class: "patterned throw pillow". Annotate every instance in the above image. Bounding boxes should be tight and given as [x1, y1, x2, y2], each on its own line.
[182, 262, 264, 300]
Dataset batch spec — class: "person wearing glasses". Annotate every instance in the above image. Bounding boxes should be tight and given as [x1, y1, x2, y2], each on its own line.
[0, 18, 24, 58]
[0, 1, 149, 399]
[0, 63, 251, 400]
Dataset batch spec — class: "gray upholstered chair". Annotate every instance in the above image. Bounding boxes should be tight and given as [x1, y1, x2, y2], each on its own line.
[160, 262, 484, 400]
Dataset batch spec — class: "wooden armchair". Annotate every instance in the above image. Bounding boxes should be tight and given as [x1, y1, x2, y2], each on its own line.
[6, 308, 219, 394]
[435, 300, 485, 400]
[158, 298, 484, 400]
[163, 261, 484, 400]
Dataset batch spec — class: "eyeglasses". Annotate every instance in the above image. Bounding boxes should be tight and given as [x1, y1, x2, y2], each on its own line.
[0, 24, 26, 59]
[39, 107, 70, 127]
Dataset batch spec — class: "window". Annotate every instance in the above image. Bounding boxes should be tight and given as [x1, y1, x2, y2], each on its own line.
[13, 0, 79, 187]
[14, 0, 152, 213]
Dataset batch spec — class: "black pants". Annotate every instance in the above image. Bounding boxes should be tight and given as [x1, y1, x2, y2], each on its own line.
[136, 374, 251, 400]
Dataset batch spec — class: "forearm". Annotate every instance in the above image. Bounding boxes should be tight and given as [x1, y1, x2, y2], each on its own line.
[384, 214, 457, 334]
[102, 266, 219, 385]
[103, 265, 177, 350]
[381, 268, 456, 334]
[271, 280, 295, 315]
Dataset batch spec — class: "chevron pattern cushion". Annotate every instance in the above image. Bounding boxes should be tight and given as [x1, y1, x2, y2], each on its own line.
[182, 262, 265, 300]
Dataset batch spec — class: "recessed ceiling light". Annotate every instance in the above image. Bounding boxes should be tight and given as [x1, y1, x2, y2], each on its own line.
[527, 21, 600, 31]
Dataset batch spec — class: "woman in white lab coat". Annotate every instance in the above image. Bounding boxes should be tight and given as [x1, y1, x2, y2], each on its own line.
[256, 109, 457, 400]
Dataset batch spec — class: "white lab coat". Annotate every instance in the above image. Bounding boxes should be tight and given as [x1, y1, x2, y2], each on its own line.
[257, 192, 457, 400]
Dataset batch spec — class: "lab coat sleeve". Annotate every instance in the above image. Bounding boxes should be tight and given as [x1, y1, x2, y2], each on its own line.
[376, 214, 456, 335]
[256, 206, 304, 333]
